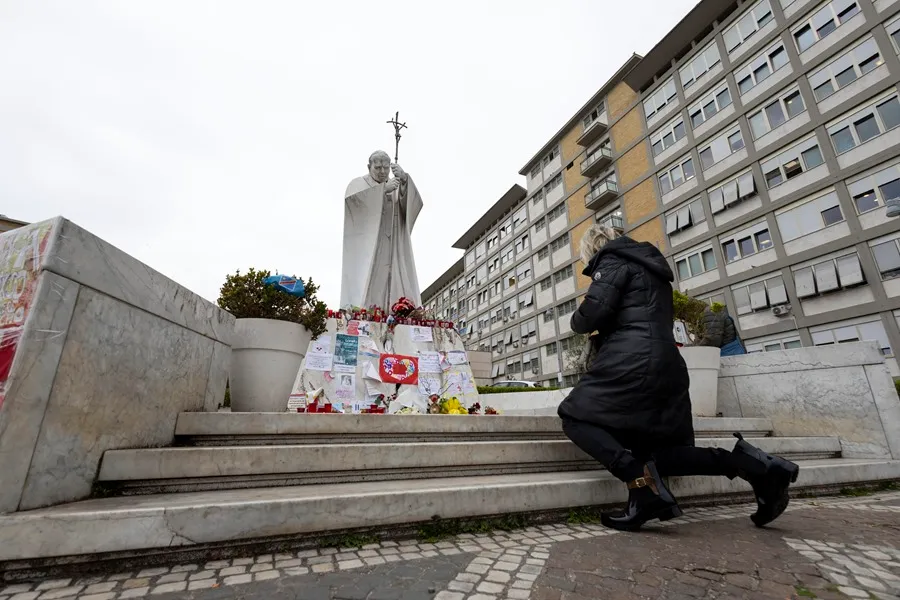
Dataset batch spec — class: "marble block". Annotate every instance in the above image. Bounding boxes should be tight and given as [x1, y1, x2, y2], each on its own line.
[289, 318, 478, 412]
[719, 343, 900, 459]
[0, 218, 235, 513]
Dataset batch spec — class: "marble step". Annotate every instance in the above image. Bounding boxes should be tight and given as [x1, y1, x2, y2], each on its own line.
[2, 458, 898, 565]
[97, 436, 842, 494]
[175, 413, 774, 445]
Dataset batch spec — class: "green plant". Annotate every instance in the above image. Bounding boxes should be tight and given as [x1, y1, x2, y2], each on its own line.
[416, 514, 529, 542]
[217, 268, 328, 338]
[673, 289, 708, 341]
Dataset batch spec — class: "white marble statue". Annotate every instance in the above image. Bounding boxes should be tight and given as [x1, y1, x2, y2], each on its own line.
[340, 150, 423, 309]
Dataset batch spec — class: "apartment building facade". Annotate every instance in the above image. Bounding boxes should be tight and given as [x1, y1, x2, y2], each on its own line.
[424, 0, 900, 383]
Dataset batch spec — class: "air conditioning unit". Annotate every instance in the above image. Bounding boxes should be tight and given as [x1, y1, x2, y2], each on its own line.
[513, 341, 519, 348]
[772, 304, 792, 317]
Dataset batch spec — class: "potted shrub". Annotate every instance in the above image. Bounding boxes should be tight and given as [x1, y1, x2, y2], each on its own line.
[673, 290, 721, 417]
[218, 269, 327, 412]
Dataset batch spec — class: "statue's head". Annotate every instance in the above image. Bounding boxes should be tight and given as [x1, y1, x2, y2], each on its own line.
[368, 150, 391, 183]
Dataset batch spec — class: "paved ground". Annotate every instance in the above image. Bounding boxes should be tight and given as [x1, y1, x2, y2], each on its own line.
[2, 492, 900, 600]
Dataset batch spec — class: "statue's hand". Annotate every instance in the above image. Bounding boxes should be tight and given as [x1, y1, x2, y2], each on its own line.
[384, 178, 401, 194]
[391, 163, 407, 182]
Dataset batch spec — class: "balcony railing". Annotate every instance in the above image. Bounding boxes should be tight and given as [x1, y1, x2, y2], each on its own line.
[576, 112, 609, 147]
[580, 146, 612, 177]
[585, 180, 619, 210]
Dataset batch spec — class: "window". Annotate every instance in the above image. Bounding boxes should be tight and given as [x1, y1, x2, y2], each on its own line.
[643, 77, 678, 120]
[529, 165, 540, 180]
[698, 125, 744, 170]
[545, 342, 558, 356]
[872, 239, 900, 279]
[733, 275, 790, 315]
[557, 299, 577, 317]
[559, 336, 579, 353]
[488, 257, 500, 275]
[734, 41, 789, 96]
[666, 198, 706, 235]
[515, 234, 530, 254]
[486, 233, 499, 250]
[522, 351, 539, 373]
[518, 290, 535, 310]
[521, 319, 538, 339]
[689, 81, 733, 129]
[499, 219, 511, 240]
[534, 216, 546, 231]
[476, 264, 487, 285]
[531, 190, 544, 206]
[562, 374, 580, 387]
[680, 41, 722, 90]
[466, 274, 476, 289]
[537, 247, 549, 261]
[775, 190, 844, 242]
[794, 252, 866, 298]
[888, 15, 900, 54]
[553, 265, 574, 284]
[545, 173, 563, 194]
[513, 207, 527, 230]
[721, 226, 773, 262]
[501, 245, 514, 265]
[827, 93, 900, 155]
[809, 38, 884, 102]
[709, 171, 757, 213]
[675, 247, 717, 279]
[549, 233, 570, 253]
[516, 261, 532, 283]
[748, 87, 806, 138]
[543, 310, 555, 323]
[541, 147, 560, 168]
[596, 207, 625, 230]
[539, 276, 552, 291]
[650, 116, 687, 157]
[811, 319, 892, 355]
[658, 156, 696, 195]
[583, 101, 606, 129]
[724, 0, 774, 53]
[761, 135, 825, 188]
[477, 290, 489, 304]
[547, 202, 567, 222]
[503, 271, 515, 290]
[847, 162, 900, 214]
[793, 0, 861, 53]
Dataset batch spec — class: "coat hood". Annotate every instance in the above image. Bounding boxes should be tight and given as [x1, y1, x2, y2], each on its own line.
[584, 236, 674, 282]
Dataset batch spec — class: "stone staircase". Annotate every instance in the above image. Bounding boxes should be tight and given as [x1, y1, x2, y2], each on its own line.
[1, 414, 898, 571]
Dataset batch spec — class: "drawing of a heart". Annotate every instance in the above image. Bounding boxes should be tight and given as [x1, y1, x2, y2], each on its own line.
[382, 357, 416, 381]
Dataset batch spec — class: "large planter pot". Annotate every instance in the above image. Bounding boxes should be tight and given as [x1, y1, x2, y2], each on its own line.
[679, 345, 721, 417]
[229, 318, 312, 412]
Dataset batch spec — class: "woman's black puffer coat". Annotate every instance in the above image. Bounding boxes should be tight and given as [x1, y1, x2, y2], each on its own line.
[557, 236, 693, 441]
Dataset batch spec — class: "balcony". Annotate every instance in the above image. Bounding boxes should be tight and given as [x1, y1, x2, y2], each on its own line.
[576, 112, 609, 147]
[585, 180, 619, 211]
[580, 146, 612, 178]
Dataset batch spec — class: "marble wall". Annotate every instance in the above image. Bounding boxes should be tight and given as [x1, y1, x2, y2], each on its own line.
[717, 343, 900, 460]
[0, 218, 234, 513]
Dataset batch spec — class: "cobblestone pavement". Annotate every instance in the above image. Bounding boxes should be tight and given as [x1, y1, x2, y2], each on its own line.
[1, 492, 899, 600]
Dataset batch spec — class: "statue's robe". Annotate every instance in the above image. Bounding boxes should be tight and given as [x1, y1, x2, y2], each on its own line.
[340, 174, 423, 309]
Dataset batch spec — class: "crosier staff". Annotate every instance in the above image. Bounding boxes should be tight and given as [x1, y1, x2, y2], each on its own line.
[383, 112, 408, 309]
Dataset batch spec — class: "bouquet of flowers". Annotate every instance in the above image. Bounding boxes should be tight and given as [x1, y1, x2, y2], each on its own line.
[484, 406, 500, 415]
[440, 396, 467, 415]
[391, 297, 417, 318]
[468, 402, 482, 415]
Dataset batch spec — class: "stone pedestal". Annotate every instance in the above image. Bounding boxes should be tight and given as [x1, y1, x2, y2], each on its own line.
[288, 318, 479, 413]
[0, 218, 234, 513]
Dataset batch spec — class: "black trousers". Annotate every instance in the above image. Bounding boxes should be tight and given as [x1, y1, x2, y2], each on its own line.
[561, 417, 738, 483]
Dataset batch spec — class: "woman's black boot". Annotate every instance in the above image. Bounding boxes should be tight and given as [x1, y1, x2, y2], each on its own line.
[732, 433, 800, 527]
[601, 461, 683, 532]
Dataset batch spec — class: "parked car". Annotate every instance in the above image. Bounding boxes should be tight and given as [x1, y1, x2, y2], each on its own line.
[488, 380, 541, 389]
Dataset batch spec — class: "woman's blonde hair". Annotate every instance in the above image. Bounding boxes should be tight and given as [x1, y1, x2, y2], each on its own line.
[580, 224, 619, 266]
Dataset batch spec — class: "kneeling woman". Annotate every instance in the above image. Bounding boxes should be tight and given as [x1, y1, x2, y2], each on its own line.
[558, 225, 799, 532]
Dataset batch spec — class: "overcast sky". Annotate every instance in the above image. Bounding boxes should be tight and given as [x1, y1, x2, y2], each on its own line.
[1, 0, 699, 308]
